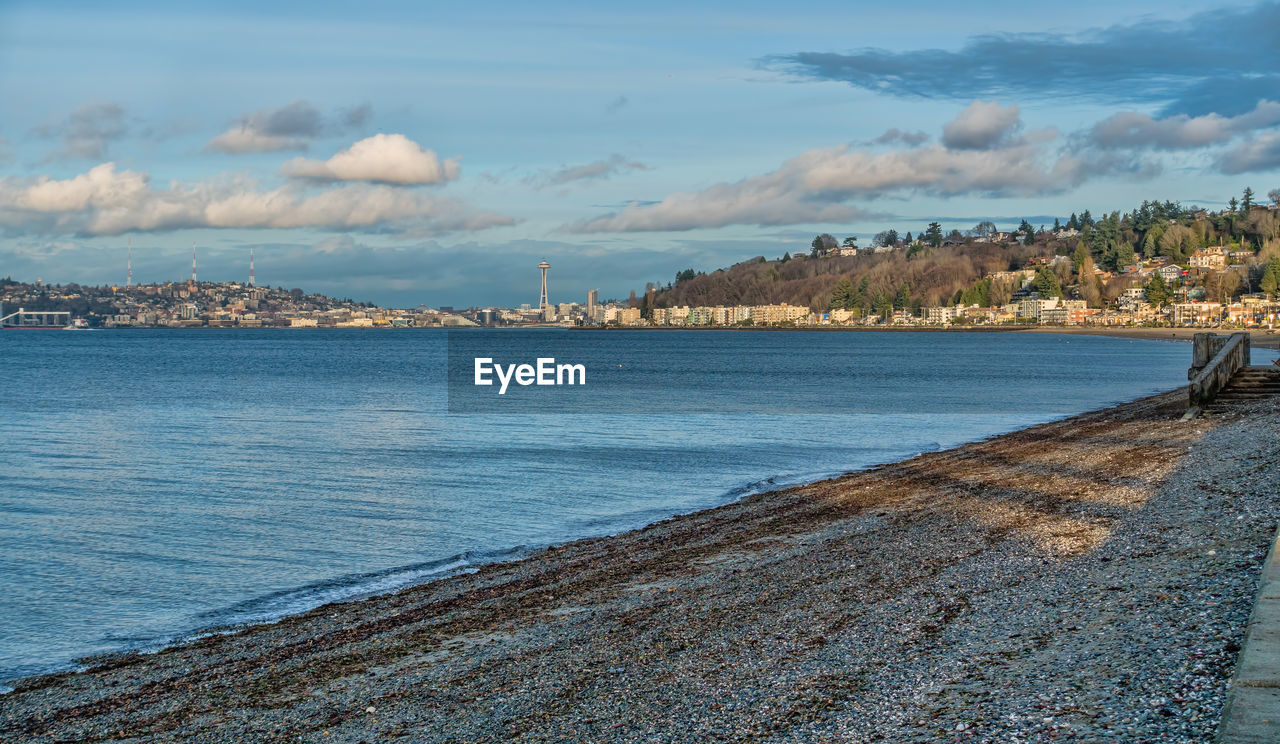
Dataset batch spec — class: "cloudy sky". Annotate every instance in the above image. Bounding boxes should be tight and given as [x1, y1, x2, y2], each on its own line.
[2, 0, 1278, 307]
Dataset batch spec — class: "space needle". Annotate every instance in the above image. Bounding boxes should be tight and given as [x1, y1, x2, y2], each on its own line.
[538, 260, 551, 320]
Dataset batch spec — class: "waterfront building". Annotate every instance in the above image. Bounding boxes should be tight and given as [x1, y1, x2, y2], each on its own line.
[1172, 302, 1224, 325]
[749, 303, 808, 325]
[1016, 297, 1059, 322]
[687, 307, 714, 326]
[925, 306, 962, 324]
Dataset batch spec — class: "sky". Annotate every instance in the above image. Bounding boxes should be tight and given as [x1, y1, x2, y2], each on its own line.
[1, 0, 1278, 307]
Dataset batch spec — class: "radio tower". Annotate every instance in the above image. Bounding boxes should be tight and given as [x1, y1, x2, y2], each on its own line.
[249, 247, 255, 287]
[191, 241, 198, 284]
[126, 238, 132, 288]
[538, 260, 550, 311]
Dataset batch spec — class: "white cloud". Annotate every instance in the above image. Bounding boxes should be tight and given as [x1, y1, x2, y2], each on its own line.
[18, 163, 152, 213]
[1088, 100, 1280, 150]
[566, 170, 867, 233]
[1218, 131, 1280, 174]
[280, 134, 460, 185]
[941, 101, 1022, 150]
[566, 128, 1112, 233]
[0, 162, 512, 236]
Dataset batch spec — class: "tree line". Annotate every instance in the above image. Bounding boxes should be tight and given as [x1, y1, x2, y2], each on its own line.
[646, 188, 1280, 316]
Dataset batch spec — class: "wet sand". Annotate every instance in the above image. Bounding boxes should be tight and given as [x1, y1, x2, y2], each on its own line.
[2, 392, 1278, 743]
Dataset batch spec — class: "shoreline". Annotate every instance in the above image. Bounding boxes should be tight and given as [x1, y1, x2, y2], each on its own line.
[13, 324, 1280, 350]
[587, 324, 1280, 348]
[0, 467, 844, 692]
[3, 391, 1278, 741]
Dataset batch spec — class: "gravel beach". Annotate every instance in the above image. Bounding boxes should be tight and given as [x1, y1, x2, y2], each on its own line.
[2, 390, 1277, 743]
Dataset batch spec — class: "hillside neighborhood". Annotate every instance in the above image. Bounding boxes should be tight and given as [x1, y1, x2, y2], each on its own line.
[638, 193, 1280, 329]
[4, 192, 1279, 331]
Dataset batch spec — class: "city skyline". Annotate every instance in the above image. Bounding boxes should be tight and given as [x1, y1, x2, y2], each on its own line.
[2, 1, 1279, 307]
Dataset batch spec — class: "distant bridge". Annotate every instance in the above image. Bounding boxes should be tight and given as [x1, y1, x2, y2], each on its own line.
[0, 307, 71, 328]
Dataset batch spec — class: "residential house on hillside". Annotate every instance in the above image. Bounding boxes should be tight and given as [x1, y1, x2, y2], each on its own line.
[1189, 247, 1227, 270]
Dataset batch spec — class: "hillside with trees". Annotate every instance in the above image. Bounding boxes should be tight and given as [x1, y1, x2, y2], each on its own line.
[646, 189, 1280, 318]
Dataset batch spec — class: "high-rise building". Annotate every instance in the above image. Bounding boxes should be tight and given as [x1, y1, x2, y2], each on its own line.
[587, 289, 598, 320]
[538, 261, 550, 312]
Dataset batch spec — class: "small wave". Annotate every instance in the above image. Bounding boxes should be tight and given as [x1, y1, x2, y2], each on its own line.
[194, 547, 529, 632]
[0, 546, 536, 691]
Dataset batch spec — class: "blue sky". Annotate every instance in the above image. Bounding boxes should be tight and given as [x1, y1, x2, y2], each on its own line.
[1, 0, 1278, 307]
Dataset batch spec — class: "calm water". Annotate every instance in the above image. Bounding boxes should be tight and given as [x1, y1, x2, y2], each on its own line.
[0, 329, 1236, 687]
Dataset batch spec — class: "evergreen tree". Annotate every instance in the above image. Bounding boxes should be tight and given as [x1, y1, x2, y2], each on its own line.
[924, 222, 944, 247]
[1262, 255, 1280, 299]
[1114, 242, 1137, 270]
[1032, 268, 1062, 299]
[811, 234, 837, 257]
[873, 292, 893, 321]
[1144, 273, 1169, 307]
[1142, 227, 1163, 258]
[874, 229, 900, 247]
[1072, 243, 1090, 272]
[958, 279, 991, 307]
[829, 277, 854, 310]
[1242, 187, 1255, 212]
[894, 282, 910, 310]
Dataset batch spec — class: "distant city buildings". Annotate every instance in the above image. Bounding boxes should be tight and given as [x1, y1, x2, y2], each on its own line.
[4, 242, 1278, 331]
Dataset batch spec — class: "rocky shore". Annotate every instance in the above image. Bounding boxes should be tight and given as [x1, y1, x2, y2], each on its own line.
[2, 391, 1277, 743]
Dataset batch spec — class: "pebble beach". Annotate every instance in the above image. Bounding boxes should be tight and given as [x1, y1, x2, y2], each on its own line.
[2, 389, 1277, 743]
